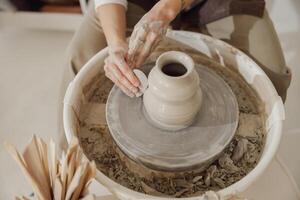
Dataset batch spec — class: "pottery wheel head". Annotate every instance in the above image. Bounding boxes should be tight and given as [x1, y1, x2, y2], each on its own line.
[106, 63, 239, 172]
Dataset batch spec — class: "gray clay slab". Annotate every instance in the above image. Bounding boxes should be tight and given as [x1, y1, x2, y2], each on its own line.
[106, 63, 239, 172]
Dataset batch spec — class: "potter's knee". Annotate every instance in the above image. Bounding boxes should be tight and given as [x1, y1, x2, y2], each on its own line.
[65, 39, 85, 74]
[65, 50, 78, 75]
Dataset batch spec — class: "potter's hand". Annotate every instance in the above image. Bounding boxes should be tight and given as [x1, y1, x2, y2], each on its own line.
[104, 42, 140, 97]
[127, 0, 183, 68]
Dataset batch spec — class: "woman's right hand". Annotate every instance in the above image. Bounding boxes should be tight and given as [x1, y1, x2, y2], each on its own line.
[104, 41, 140, 97]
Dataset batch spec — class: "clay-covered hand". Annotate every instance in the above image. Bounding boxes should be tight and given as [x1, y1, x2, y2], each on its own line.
[104, 42, 140, 97]
[127, 17, 168, 68]
[127, 0, 182, 68]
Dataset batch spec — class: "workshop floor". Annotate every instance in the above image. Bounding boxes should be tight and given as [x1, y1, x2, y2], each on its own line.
[0, 26, 74, 197]
[0, 0, 300, 199]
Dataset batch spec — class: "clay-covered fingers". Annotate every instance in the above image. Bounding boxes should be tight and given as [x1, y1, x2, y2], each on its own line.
[128, 20, 168, 68]
[128, 23, 148, 67]
[105, 71, 135, 98]
[110, 63, 138, 94]
[104, 62, 135, 97]
[135, 32, 158, 67]
[104, 57, 139, 97]
[113, 54, 140, 87]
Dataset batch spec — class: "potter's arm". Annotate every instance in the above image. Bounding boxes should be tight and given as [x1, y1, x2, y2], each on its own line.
[96, 4, 140, 97]
[96, 4, 126, 48]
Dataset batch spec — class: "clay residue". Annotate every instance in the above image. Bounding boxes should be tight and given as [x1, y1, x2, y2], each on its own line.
[78, 42, 266, 198]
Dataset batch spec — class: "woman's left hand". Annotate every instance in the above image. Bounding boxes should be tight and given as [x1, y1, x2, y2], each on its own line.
[127, 0, 182, 68]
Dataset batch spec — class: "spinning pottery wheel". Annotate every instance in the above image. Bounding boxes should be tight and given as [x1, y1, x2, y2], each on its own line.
[106, 60, 239, 172]
[64, 31, 285, 199]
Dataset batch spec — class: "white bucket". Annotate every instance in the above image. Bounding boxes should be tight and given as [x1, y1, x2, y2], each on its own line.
[63, 30, 285, 200]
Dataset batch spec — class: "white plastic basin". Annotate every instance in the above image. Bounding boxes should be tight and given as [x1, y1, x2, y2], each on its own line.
[63, 30, 285, 200]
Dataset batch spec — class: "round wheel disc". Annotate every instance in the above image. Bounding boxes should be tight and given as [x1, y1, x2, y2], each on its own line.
[106, 63, 239, 172]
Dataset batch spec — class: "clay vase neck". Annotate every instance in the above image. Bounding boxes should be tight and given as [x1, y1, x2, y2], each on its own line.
[143, 51, 202, 131]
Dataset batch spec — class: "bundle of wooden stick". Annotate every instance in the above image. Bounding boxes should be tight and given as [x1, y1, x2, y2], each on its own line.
[6, 135, 96, 200]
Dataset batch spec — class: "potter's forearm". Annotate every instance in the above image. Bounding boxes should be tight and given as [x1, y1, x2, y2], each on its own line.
[181, 0, 198, 9]
[96, 4, 126, 46]
[97, 4, 140, 97]
[152, 0, 196, 22]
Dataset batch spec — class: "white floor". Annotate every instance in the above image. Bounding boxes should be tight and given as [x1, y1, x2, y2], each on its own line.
[267, 0, 300, 187]
[0, 0, 300, 199]
[0, 26, 74, 198]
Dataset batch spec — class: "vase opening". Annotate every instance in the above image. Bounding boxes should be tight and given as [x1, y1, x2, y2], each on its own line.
[161, 62, 187, 77]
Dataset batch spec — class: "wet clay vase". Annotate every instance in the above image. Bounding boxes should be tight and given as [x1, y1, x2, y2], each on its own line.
[143, 51, 202, 131]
